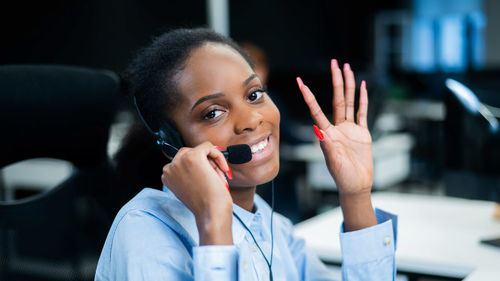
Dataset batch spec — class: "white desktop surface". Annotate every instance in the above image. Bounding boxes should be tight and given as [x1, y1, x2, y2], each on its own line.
[294, 192, 500, 280]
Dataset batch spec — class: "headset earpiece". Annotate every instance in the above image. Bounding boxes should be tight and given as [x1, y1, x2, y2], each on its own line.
[156, 128, 181, 159]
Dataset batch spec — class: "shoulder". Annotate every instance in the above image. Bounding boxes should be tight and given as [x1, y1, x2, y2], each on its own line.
[106, 188, 197, 254]
[96, 188, 196, 280]
[113, 208, 181, 248]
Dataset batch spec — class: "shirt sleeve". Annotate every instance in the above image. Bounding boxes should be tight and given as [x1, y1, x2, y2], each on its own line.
[340, 208, 398, 281]
[193, 245, 238, 281]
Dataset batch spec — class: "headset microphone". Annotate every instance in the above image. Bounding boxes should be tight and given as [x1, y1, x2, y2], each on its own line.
[133, 96, 252, 164]
[222, 144, 252, 164]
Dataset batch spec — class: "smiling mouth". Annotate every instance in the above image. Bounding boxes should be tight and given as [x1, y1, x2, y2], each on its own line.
[249, 135, 270, 154]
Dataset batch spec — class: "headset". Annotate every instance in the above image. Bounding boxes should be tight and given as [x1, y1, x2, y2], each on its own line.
[133, 95, 182, 160]
[133, 96, 252, 164]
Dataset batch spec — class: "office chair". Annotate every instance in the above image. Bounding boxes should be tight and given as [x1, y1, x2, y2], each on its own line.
[0, 64, 120, 281]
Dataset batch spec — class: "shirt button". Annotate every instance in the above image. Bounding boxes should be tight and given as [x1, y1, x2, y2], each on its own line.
[383, 237, 391, 246]
[252, 244, 258, 252]
[242, 261, 248, 271]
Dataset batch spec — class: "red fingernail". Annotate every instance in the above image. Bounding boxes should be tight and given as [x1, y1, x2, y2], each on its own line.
[331, 59, 338, 69]
[361, 80, 366, 88]
[216, 146, 224, 151]
[225, 182, 230, 192]
[313, 125, 324, 141]
[227, 166, 233, 180]
[296, 77, 304, 89]
[343, 63, 351, 71]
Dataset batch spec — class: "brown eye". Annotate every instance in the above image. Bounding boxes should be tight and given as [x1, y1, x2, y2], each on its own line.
[204, 109, 223, 119]
[248, 90, 264, 102]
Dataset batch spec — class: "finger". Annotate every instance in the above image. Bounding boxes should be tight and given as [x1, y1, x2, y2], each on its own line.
[343, 63, 356, 122]
[215, 146, 233, 180]
[357, 80, 369, 128]
[193, 142, 230, 190]
[161, 163, 172, 186]
[208, 148, 232, 181]
[331, 59, 346, 124]
[198, 142, 230, 174]
[209, 159, 229, 190]
[170, 147, 191, 163]
[188, 142, 231, 182]
[297, 77, 331, 129]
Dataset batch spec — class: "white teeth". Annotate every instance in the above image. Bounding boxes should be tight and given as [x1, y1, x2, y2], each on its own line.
[250, 137, 269, 154]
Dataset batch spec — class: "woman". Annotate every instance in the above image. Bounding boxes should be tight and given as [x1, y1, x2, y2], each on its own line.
[95, 28, 397, 281]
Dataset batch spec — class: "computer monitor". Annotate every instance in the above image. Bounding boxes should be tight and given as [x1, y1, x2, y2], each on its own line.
[443, 78, 500, 202]
[443, 78, 500, 247]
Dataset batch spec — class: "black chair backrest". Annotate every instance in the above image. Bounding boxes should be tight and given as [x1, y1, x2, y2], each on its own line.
[0, 64, 118, 168]
[0, 64, 120, 281]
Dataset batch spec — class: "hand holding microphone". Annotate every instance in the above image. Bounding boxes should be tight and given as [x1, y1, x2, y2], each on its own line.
[160, 142, 251, 246]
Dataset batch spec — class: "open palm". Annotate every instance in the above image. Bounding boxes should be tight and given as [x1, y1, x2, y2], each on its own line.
[298, 60, 373, 195]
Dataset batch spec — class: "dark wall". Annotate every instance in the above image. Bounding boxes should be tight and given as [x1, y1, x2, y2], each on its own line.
[2, 0, 407, 73]
[2, 0, 406, 120]
[1, 0, 206, 72]
[231, 0, 407, 120]
[231, 0, 407, 72]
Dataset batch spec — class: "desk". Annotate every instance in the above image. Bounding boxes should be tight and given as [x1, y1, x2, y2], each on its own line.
[294, 192, 500, 280]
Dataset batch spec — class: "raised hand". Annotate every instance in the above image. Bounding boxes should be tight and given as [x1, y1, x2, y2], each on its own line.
[297, 59, 377, 231]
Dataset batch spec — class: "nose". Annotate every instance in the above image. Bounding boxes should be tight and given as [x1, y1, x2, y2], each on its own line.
[234, 107, 263, 134]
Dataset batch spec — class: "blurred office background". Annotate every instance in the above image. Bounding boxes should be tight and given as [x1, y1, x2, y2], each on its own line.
[1, 0, 499, 280]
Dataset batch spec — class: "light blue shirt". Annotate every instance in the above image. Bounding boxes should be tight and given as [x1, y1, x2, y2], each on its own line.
[95, 187, 397, 281]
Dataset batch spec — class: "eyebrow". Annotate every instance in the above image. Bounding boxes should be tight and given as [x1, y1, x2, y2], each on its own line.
[243, 74, 257, 86]
[190, 74, 258, 111]
[191, 93, 224, 111]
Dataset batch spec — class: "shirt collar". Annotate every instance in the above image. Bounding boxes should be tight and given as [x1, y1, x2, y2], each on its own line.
[232, 200, 260, 244]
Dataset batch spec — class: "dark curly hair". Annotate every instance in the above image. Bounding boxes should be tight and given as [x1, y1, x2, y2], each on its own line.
[114, 27, 255, 196]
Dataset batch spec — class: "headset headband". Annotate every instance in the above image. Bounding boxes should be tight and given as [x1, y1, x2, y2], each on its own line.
[133, 95, 179, 159]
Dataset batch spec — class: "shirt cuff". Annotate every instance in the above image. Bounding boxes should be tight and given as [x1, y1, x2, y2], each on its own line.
[193, 245, 237, 281]
[339, 208, 397, 266]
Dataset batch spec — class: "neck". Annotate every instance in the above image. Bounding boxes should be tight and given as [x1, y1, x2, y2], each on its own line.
[230, 186, 257, 212]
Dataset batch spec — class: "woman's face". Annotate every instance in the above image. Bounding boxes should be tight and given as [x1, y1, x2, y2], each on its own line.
[170, 42, 281, 188]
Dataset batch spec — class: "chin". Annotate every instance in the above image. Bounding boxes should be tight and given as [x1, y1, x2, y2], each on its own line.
[230, 130, 280, 187]
[230, 155, 280, 188]
[254, 160, 280, 185]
